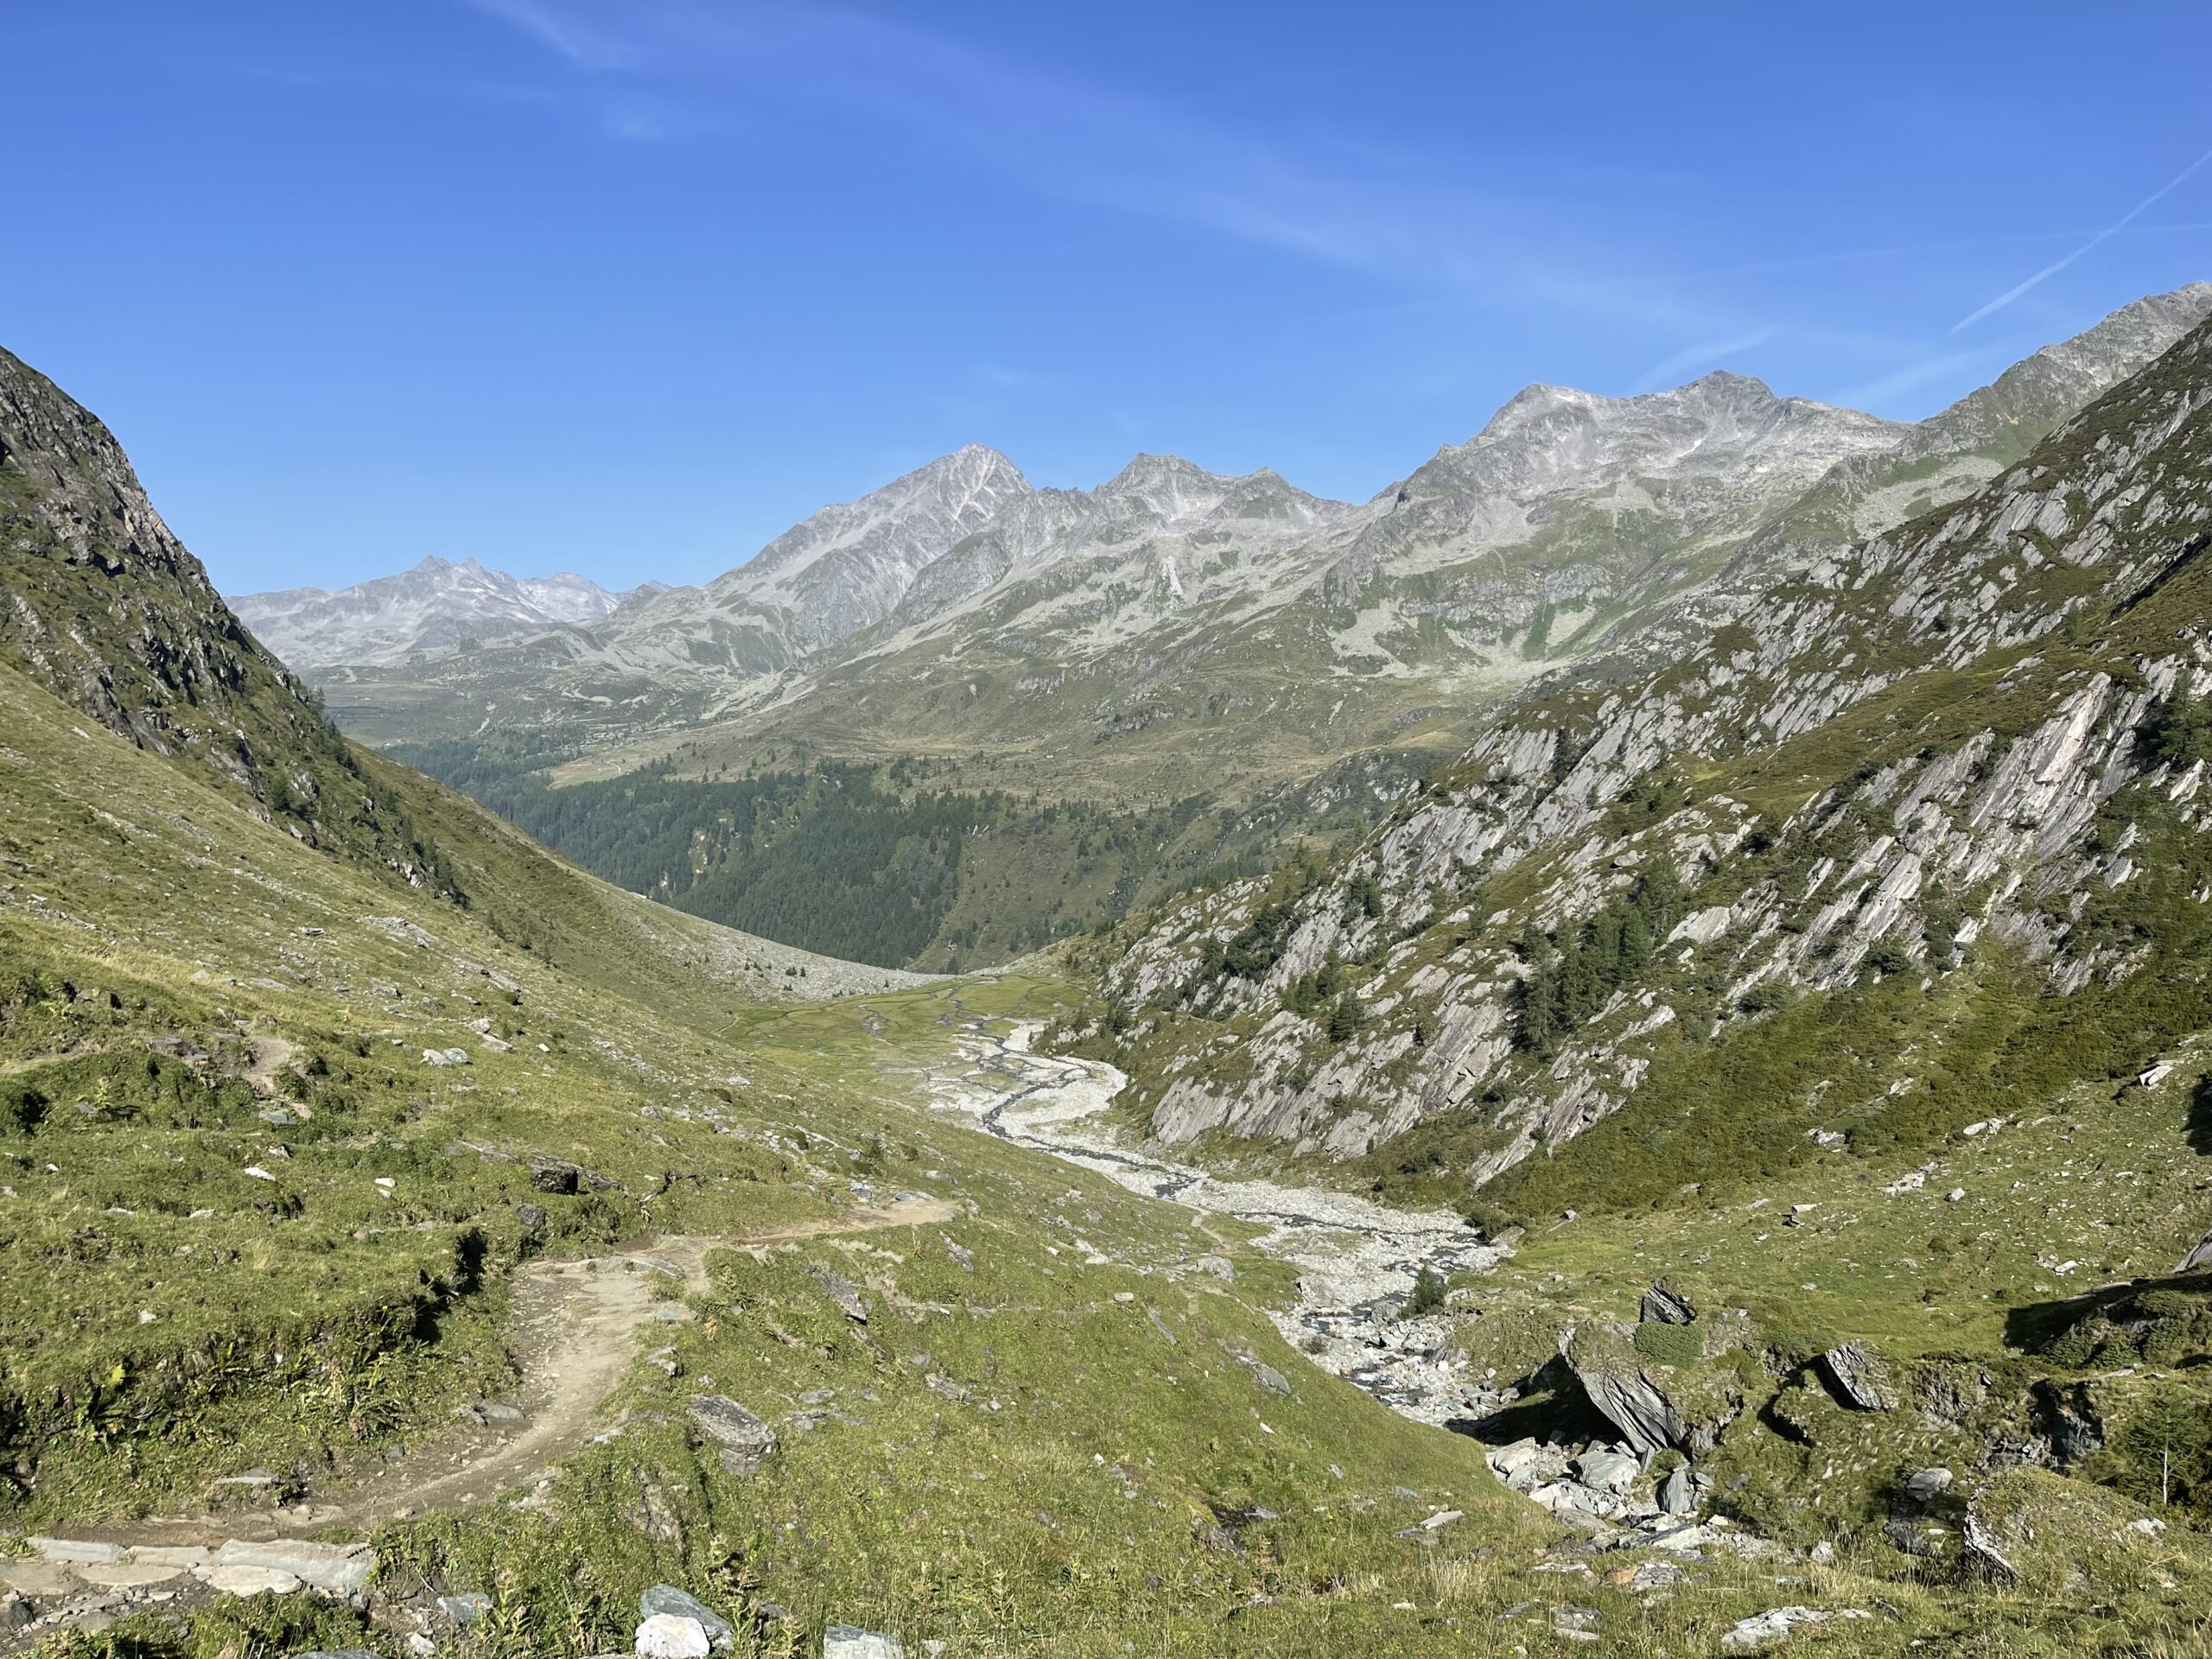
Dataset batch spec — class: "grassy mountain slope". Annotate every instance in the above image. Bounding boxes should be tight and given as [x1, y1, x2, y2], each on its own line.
[0, 658, 1570, 1655]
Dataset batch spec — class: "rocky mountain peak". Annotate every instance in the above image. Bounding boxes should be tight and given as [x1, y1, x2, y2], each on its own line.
[1091, 453, 1234, 527]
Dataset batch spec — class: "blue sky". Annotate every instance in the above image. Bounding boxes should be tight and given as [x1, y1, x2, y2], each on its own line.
[8, 3, 2212, 595]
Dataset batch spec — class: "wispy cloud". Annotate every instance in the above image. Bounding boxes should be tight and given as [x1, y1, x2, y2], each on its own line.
[455, 0, 1585, 297]
[1949, 144, 2212, 334]
[1626, 324, 1780, 393]
[465, 0, 641, 70]
[1831, 343, 2014, 412]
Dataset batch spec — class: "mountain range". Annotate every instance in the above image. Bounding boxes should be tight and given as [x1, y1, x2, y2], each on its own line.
[240, 289, 2212, 789]
[233, 556, 663, 671]
[219, 286, 2212, 977]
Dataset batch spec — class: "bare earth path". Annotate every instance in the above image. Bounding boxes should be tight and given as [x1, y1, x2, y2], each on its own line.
[42, 1196, 955, 1549]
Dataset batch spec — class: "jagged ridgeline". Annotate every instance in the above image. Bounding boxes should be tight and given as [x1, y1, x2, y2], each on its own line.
[1075, 308, 2212, 1219]
[1, 344, 1567, 1656]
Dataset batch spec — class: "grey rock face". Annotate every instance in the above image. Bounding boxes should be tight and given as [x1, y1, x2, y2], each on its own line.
[1573, 1364, 1686, 1459]
[1659, 1464, 1695, 1515]
[1963, 1510, 2018, 1579]
[687, 1395, 779, 1475]
[1089, 298, 2212, 1184]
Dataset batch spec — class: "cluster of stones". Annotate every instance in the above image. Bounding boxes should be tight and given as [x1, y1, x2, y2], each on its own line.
[0, 1536, 371, 1642]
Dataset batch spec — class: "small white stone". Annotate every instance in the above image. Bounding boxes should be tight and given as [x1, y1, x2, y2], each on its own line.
[635, 1614, 710, 1658]
[205, 1564, 302, 1596]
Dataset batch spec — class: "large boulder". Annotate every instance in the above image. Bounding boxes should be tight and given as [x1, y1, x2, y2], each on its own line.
[688, 1395, 779, 1476]
[1818, 1342, 1896, 1411]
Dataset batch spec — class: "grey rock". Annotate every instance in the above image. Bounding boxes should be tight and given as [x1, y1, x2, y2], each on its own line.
[1818, 1342, 1895, 1411]
[212, 1540, 373, 1597]
[1560, 1333, 1725, 1458]
[1903, 1466, 1953, 1504]
[634, 1614, 710, 1659]
[1659, 1465, 1695, 1515]
[1720, 1606, 1868, 1650]
[0, 1595, 32, 1634]
[1574, 1448, 1640, 1495]
[438, 1592, 493, 1624]
[688, 1395, 779, 1475]
[530, 1158, 584, 1195]
[1249, 1359, 1292, 1397]
[815, 1269, 868, 1322]
[1639, 1282, 1695, 1325]
[823, 1628, 905, 1659]
[639, 1586, 733, 1648]
[1192, 1254, 1236, 1281]
[1487, 1437, 1548, 1491]
[1882, 1516, 1942, 1557]
[1630, 1560, 1687, 1592]
[2179, 1230, 2212, 1274]
[1963, 1511, 2017, 1580]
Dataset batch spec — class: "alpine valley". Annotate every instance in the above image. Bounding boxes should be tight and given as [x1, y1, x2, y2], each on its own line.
[7, 277, 2212, 1659]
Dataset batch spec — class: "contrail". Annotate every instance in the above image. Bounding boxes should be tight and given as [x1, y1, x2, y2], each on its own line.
[1950, 144, 2212, 334]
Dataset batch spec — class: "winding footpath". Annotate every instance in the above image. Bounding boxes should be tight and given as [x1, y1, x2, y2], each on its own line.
[2, 1199, 954, 1642]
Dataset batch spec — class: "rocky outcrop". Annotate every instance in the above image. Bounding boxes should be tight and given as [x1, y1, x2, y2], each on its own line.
[1077, 308, 2212, 1191]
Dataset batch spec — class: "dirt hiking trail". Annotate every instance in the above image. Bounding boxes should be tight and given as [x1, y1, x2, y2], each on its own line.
[48, 1196, 957, 1548]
